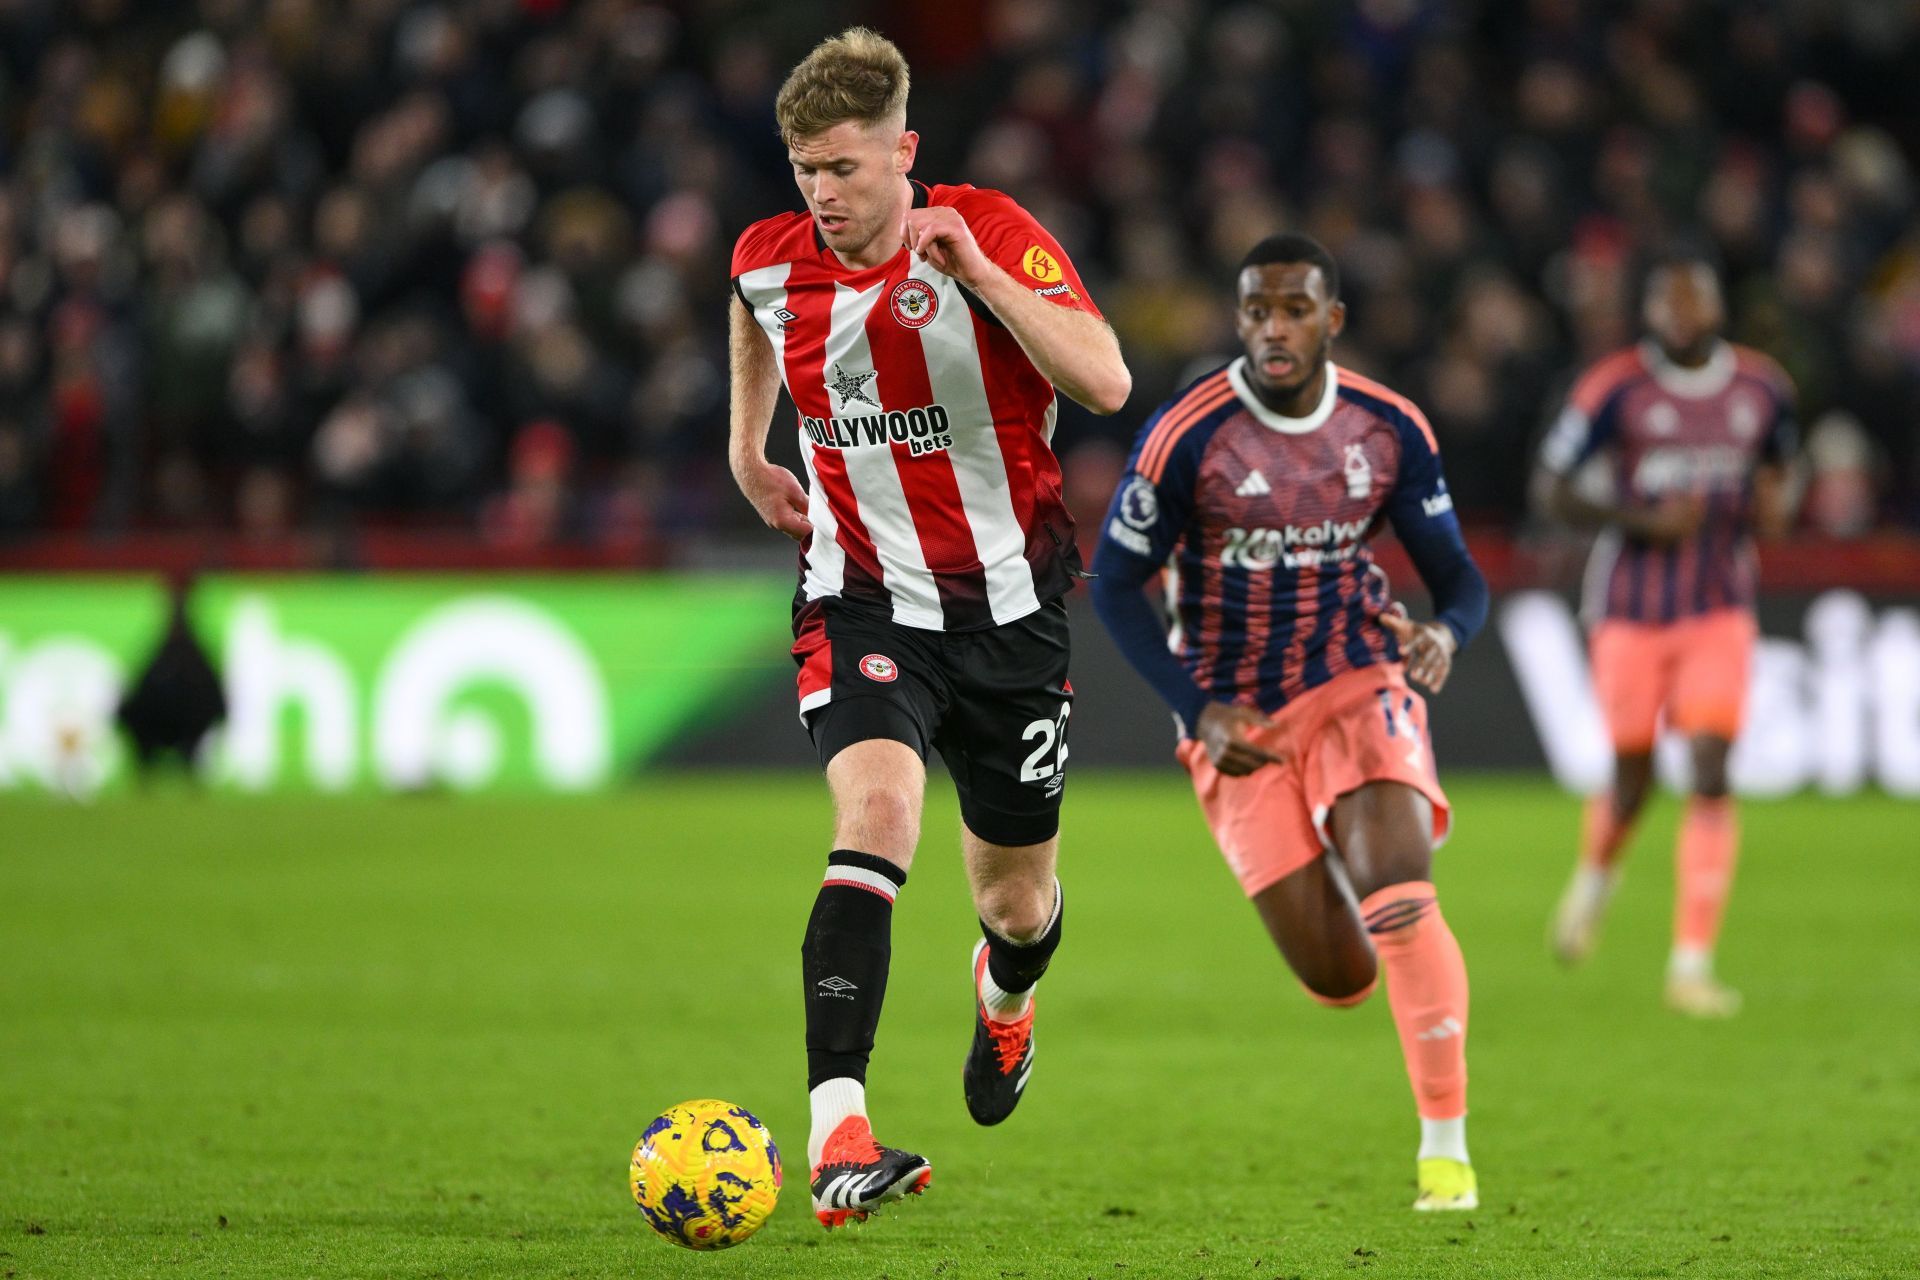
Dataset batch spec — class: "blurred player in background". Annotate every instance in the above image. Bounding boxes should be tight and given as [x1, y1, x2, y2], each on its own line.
[727, 29, 1130, 1229]
[116, 576, 226, 784]
[1090, 235, 1489, 1211]
[1537, 249, 1798, 1017]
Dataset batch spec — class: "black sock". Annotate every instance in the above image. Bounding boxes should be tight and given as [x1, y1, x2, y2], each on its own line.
[981, 880, 1063, 995]
[803, 850, 905, 1089]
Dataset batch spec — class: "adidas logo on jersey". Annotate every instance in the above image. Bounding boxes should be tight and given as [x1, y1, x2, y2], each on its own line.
[1235, 470, 1271, 497]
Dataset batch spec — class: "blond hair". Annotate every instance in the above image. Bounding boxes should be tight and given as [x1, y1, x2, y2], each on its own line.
[775, 27, 910, 144]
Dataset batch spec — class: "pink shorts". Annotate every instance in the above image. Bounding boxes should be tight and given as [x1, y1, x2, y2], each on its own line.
[1590, 609, 1757, 752]
[1177, 664, 1452, 898]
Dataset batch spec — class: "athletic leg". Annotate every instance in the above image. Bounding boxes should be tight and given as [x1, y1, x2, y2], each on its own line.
[958, 826, 1061, 1124]
[1248, 853, 1377, 1006]
[963, 826, 1061, 1020]
[1667, 734, 1741, 1016]
[1664, 609, 1755, 1016]
[1553, 750, 1652, 963]
[1333, 781, 1476, 1211]
[791, 598, 946, 1226]
[1554, 617, 1667, 964]
[801, 739, 937, 1223]
[938, 600, 1072, 1127]
[1590, 749, 1655, 867]
[804, 738, 923, 1146]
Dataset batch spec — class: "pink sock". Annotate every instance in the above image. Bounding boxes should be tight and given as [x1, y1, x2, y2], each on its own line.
[1360, 881, 1469, 1121]
[1582, 793, 1630, 869]
[1674, 796, 1738, 953]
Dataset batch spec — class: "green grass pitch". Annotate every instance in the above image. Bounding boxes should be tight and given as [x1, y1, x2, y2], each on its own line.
[2, 776, 1915, 1279]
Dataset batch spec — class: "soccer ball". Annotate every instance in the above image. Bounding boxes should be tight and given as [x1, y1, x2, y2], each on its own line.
[630, 1099, 781, 1250]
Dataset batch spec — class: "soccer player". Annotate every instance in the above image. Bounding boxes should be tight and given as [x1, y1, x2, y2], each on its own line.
[726, 29, 1131, 1228]
[1537, 249, 1797, 1017]
[1090, 234, 1490, 1212]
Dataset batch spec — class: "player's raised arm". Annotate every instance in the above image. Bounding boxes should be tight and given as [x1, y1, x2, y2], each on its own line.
[1379, 405, 1488, 694]
[727, 292, 811, 541]
[902, 201, 1130, 415]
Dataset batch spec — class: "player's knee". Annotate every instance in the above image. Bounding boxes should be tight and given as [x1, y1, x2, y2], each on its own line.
[1300, 961, 1378, 1009]
[976, 885, 1051, 943]
[1692, 770, 1730, 799]
[1690, 739, 1732, 798]
[1613, 754, 1655, 814]
[842, 783, 921, 853]
[1345, 845, 1432, 903]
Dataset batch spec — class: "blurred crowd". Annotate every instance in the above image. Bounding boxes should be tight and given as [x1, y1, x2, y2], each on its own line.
[2, 0, 1918, 553]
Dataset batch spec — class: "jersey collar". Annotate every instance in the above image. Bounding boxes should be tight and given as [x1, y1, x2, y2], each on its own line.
[1228, 357, 1341, 434]
[1642, 339, 1735, 399]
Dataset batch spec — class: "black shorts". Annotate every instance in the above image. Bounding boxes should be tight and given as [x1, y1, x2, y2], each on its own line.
[791, 596, 1072, 847]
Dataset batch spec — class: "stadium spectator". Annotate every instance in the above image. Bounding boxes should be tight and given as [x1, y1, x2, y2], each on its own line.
[1, 0, 1917, 546]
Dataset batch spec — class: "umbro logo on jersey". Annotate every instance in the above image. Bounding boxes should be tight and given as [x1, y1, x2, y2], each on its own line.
[773, 307, 798, 324]
[817, 976, 859, 999]
[1236, 470, 1271, 497]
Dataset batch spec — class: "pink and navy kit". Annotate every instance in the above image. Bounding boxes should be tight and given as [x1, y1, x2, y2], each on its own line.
[1537, 341, 1796, 624]
[1091, 359, 1488, 731]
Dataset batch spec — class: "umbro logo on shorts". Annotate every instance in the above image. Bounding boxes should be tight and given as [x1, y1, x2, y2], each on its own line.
[859, 654, 899, 683]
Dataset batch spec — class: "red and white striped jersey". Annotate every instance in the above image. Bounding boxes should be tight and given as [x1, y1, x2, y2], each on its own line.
[732, 180, 1102, 632]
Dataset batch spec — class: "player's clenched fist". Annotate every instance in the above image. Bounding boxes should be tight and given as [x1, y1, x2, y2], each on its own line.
[1380, 610, 1457, 694]
[733, 457, 812, 541]
[1196, 702, 1285, 777]
[904, 206, 990, 288]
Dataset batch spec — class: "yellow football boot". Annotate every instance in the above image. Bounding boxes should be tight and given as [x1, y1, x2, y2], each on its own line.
[1413, 1157, 1479, 1212]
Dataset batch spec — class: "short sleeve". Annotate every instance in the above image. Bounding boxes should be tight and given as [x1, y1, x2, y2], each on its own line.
[1539, 352, 1641, 476]
[1538, 404, 1604, 475]
[1096, 404, 1203, 569]
[957, 191, 1104, 319]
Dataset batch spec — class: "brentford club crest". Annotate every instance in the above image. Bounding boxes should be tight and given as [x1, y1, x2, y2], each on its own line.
[859, 653, 899, 683]
[889, 278, 938, 329]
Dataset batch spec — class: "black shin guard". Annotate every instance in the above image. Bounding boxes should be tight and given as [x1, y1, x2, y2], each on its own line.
[981, 880, 1063, 995]
[803, 850, 905, 1089]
